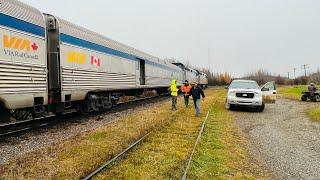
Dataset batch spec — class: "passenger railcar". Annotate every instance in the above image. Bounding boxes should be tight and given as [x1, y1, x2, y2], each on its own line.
[0, 0, 48, 121]
[199, 72, 208, 88]
[0, 0, 184, 121]
[186, 68, 198, 84]
[172, 63, 199, 84]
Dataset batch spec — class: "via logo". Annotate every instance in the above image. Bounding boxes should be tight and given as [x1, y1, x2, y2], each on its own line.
[67, 51, 86, 64]
[3, 35, 38, 51]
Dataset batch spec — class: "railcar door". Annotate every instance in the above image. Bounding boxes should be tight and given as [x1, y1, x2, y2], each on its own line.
[139, 59, 145, 85]
[45, 14, 63, 113]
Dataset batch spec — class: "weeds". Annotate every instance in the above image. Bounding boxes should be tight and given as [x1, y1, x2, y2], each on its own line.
[0, 89, 264, 179]
[277, 85, 307, 100]
[308, 107, 320, 121]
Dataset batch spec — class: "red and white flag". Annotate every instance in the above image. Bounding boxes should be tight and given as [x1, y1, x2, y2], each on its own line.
[90, 56, 101, 67]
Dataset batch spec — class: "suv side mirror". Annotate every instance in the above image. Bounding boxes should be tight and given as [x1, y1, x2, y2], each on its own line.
[261, 87, 269, 91]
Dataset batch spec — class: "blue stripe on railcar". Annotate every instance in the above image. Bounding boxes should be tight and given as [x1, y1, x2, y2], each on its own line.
[60, 33, 180, 73]
[60, 33, 137, 62]
[0, 13, 45, 37]
[0, 12, 180, 73]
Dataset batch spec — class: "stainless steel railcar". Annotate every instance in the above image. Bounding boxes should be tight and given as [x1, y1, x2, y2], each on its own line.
[199, 72, 208, 88]
[172, 63, 199, 84]
[0, 0, 48, 121]
[0, 0, 184, 121]
[172, 63, 208, 88]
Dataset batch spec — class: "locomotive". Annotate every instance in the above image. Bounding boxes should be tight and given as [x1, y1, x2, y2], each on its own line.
[0, 0, 208, 122]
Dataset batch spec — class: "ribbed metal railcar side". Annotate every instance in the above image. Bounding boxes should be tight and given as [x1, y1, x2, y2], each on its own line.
[0, 0, 47, 110]
[145, 60, 183, 87]
[199, 73, 208, 85]
[185, 69, 198, 84]
[56, 17, 182, 102]
[57, 18, 139, 102]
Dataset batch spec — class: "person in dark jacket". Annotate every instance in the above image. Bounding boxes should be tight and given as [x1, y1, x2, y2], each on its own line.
[190, 82, 205, 116]
[308, 83, 317, 96]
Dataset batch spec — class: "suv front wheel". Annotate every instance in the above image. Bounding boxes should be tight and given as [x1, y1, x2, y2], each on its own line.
[257, 103, 265, 112]
[225, 101, 233, 110]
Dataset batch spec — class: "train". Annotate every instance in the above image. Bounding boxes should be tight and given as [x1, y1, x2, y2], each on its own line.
[0, 0, 208, 122]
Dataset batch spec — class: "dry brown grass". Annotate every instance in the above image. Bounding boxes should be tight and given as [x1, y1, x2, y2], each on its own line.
[308, 107, 320, 122]
[188, 90, 266, 179]
[0, 89, 265, 179]
[95, 90, 217, 179]
[0, 97, 182, 179]
[96, 89, 265, 179]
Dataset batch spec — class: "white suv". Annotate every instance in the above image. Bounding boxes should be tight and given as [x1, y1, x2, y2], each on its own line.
[225, 80, 276, 112]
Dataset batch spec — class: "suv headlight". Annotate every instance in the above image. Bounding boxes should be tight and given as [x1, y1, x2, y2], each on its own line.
[228, 91, 236, 97]
[255, 92, 262, 97]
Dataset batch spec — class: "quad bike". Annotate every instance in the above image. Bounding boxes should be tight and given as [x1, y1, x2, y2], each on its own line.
[301, 90, 320, 102]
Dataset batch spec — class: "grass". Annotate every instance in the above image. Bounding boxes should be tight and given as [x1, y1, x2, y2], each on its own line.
[277, 85, 307, 100]
[0, 97, 182, 179]
[0, 89, 264, 179]
[278, 86, 320, 121]
[96, 89, 264, 179]
[278, 85, 320, 122]
[188, 90, 264, 179]
[308, 107, 320, 121]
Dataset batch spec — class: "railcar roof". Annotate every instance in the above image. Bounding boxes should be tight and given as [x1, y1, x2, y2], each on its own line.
[56, 17, 173, 67]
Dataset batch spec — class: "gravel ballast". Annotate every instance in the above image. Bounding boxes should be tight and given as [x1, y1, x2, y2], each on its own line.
[0, 97, 168, 165]
[235, 98, 320, 179]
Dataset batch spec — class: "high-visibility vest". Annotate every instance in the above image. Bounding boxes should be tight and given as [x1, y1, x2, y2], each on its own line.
[181, 84, 192, 94]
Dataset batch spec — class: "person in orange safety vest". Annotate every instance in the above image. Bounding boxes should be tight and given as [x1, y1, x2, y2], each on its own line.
[181, 80, 192, 107]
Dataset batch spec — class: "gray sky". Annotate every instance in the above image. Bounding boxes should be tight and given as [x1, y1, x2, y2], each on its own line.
[21, 0, 320, 77]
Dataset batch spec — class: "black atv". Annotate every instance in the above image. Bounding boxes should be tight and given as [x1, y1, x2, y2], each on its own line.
[301, 90, 320, 102]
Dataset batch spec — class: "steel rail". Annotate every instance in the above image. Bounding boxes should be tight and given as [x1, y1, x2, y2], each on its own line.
[182, 110, 210, 180]
[82, 132, 151, 180]
[0, 95, 168, 139]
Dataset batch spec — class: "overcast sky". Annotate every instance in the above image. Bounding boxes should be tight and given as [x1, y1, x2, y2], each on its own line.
[21, 0, 320, 77]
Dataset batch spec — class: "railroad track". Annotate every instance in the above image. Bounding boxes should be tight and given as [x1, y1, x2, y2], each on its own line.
[83, 132, 152, 180]
[0, 94, 168, 139]
[82, 109, 211, 180]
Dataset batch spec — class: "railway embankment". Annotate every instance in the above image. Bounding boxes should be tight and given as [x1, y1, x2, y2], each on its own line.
[95, 89, 265, 179]
[0, 89, 263, 179]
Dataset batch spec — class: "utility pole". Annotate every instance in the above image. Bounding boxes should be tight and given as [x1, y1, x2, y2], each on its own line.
[302, 64, 309, 77]
[208, 48, 211, 72]
[287, 72, 290, 79]
[293, 67, 297, 79]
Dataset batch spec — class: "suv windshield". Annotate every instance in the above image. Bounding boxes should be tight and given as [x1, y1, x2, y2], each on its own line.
[229, 81, 259, 89]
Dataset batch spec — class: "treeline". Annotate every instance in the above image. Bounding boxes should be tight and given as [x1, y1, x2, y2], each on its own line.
[243, 70, 288, 85]
[201, 68, 320, 86]
[243, 69, 320, 85]
[201, 69, 232, 86]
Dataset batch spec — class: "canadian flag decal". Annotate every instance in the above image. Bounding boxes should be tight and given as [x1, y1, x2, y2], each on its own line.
[90, 56, 101, 67]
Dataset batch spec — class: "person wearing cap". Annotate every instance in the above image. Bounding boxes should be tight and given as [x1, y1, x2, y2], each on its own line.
[170, 79, 179, 111]
[190, 82, 205, 117]
[181, 80, 192, 107]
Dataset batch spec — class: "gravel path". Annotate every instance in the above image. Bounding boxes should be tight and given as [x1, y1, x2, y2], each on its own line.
[0, 97, 168, 165]
[235, 98, 320, 179]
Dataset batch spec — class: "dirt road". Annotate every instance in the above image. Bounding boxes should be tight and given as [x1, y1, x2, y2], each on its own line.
[235, 98, 320, 179]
